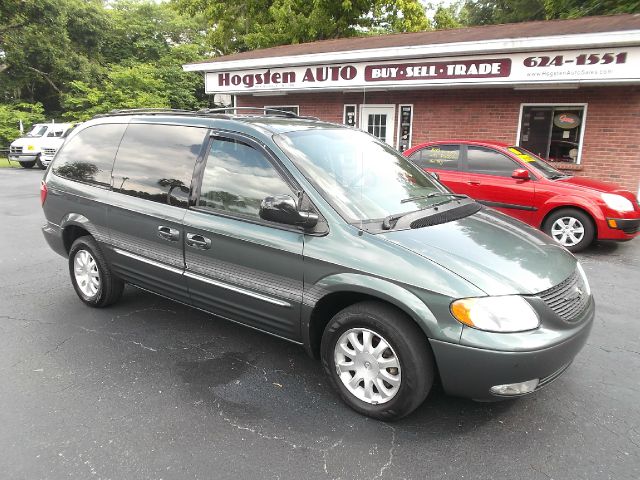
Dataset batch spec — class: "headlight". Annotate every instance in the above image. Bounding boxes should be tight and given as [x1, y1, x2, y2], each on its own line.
[451, 296, 539, 333]
[601, 193, 634, 212]
[576, 262, 591, 296]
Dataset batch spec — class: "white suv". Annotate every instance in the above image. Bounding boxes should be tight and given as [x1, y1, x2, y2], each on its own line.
[9, 123, 73, 169]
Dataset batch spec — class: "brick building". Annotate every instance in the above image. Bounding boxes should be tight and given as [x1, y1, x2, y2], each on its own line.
[184, 15, 640, 194]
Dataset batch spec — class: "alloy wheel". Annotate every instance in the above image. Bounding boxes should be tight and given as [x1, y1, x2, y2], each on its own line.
[550, 216, 585, 247]
[334, 328, 401, 405]
[74, 249, 101, 298]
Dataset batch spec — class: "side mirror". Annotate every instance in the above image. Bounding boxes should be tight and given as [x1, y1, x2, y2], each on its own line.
[259, 194, 318, 229]
[511, 168, 530, 180]
[428, 171, 440, 181]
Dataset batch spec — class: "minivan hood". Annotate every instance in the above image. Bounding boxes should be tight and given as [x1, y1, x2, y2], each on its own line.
[380, 209, 576, 296]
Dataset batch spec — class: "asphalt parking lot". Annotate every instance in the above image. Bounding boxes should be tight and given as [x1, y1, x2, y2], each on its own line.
[1, 167, 639, 480]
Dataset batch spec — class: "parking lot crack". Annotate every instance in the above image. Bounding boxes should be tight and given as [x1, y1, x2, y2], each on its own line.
[374, 423, 396, 480]
[44, 336, 73, 355]
[131, 340, 157, 352]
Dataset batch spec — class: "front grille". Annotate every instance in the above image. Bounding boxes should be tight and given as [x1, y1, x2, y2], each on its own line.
[42, 148, 57, 155]
[621, 222, 639, 235]
[10, 145, 22, 154]
[410, 202, 483, 229]
[537, 269, 589, 322]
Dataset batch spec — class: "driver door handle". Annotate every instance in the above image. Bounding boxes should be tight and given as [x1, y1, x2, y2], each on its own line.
[468, 180, 481, 186]
[157, 225, 180, 242]
[186, 233, 212, 250]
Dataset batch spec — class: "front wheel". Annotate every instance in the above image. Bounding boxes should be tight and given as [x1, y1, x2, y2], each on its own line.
[36, 155, 46, 170]
[69, 236, 124, 307]
[20, 161, 35, 169]
[543, 208, 595, 252]
[321, 301, 434, 420]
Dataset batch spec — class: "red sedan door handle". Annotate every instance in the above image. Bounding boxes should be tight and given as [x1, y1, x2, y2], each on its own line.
[468, 180, 481, 186]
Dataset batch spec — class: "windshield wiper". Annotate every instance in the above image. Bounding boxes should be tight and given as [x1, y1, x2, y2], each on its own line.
[383, 194, 470, 230]
[548, 173, 569, 180]
[400, 192, 468, 204]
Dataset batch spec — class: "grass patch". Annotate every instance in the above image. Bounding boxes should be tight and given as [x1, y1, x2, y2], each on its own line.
[0, 157, 21, 168]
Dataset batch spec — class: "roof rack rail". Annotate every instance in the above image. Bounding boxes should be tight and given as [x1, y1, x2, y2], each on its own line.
[92, 106, 319, 121]
[197, 107, 301, 118]
[93, 108, 196, 118]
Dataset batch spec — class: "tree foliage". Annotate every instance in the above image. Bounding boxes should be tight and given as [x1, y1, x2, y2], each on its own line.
[0, 102, 46, 146]
[429, 0, 640, 28]
[172, 0, 429, 54]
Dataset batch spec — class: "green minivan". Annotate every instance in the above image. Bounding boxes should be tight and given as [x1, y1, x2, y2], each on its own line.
[41, 109, 594, 420]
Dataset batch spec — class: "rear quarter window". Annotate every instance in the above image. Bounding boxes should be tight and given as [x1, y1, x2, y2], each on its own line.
[52, 123, 126, 188]
[410, 145, 460, 171]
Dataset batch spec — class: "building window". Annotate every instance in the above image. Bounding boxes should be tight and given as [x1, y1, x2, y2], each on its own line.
[344, 105, 357, 127]
[265, 105, 299, 116]
[518, 104, 586, 164]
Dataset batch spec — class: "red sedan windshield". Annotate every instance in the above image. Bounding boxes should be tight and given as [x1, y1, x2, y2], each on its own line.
[507, 146, 569, 179]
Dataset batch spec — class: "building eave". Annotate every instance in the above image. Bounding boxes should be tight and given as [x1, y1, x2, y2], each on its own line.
[183, 30, 640, 73]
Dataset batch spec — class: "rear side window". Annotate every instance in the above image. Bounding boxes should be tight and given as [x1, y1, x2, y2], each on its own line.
[410, 145, 460, 171]
[52, 124, 126, 188]
[467, 146, 518, 177]
[111, 124, 207, 205]
[198, 137, 296, 219]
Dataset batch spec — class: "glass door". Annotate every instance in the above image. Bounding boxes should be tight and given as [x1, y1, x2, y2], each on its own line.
[359, 105, 395, 147]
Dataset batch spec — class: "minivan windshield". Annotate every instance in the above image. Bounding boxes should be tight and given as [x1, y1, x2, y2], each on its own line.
[275, 129, 447, 222]
[26, 125, 48, 138]
[507, 146, 569, 180]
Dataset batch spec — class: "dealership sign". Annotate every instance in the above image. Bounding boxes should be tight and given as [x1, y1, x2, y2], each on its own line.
[204, 47, 639, 93]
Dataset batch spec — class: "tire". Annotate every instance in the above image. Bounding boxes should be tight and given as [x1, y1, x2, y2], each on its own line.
[69, 236, 124, 307]
[20, 161, 35, 169]
[35, 155, 46, 170]
[321, 301, 434, 420]
[543, 208, 595, 252]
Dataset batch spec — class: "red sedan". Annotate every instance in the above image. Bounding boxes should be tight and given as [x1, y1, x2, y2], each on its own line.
[404, 140, 640, 252]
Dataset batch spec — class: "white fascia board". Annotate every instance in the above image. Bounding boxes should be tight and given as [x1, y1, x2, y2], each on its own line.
[183, 30, 640, 72]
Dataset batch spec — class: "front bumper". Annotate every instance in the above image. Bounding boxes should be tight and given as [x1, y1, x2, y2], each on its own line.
[605, 217, 640, 237]
[8, 153, 38, 162]
[430, 299, 594, 401]
[40, 155, 55, 166]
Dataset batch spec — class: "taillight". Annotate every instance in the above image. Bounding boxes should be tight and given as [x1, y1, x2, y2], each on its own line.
[40, 180, 48, 206]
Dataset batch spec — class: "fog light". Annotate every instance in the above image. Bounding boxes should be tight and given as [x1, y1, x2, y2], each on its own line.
[490, 379, 539, 396]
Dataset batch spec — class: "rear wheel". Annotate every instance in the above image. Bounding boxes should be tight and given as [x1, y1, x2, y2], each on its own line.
[20, 161, 35, 169]
[543, 208, 595, 252]
[69, 236, 124, 307]
[321, 301, 433, 420]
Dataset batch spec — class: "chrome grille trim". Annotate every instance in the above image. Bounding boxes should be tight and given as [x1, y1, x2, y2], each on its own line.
[537, 269, 589, 322]
[42, 148, 57, 155]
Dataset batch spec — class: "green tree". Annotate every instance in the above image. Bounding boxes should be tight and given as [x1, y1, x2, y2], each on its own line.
[172, 0, 429, 54]
[0, 102, 46, 145]
[431, 2, 464, 29]
[1, 0, 109, 111]
[543, 0, 640, 19]
[460, 0, 546, 26]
